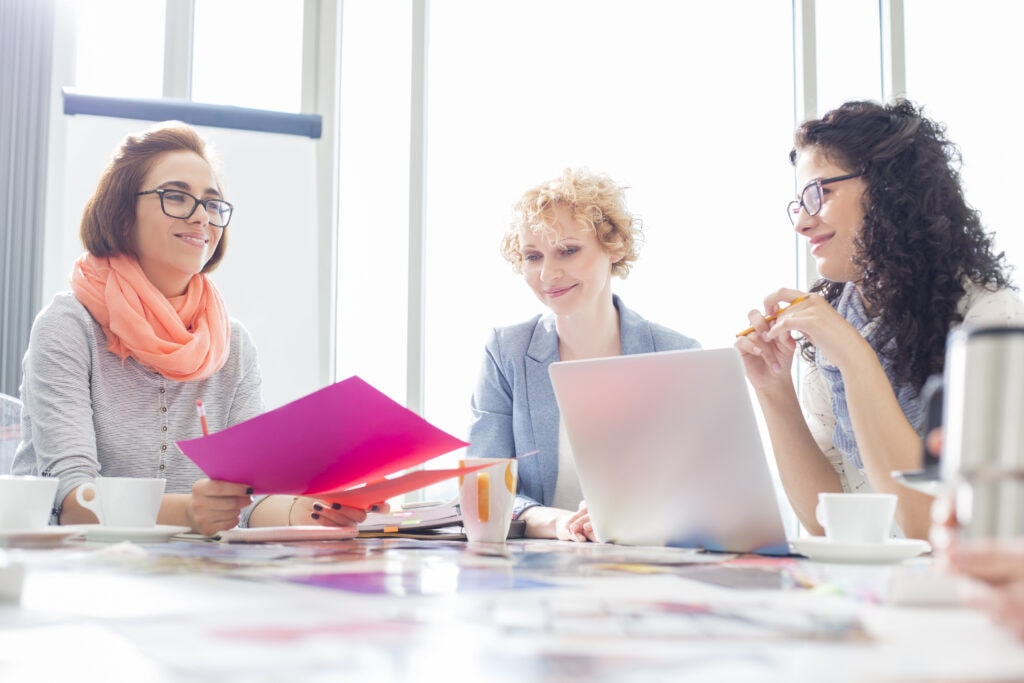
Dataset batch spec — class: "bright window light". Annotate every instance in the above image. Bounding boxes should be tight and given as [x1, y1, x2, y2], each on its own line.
[192, 0, 304, 111]
[72, 0, 164, 98]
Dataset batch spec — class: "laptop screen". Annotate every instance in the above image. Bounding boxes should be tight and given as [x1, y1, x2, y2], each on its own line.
[549, 347, 790, 555]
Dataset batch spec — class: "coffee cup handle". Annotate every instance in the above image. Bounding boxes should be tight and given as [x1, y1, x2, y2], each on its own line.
[75, 481, 102, 523]
[815, 501, 826, 529]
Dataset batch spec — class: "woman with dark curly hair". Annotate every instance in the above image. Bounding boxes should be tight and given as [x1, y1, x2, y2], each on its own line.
[467, 168, 700, 541]
[736, 99, 1024, 540]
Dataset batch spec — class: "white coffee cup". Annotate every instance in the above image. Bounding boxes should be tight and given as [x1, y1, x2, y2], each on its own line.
[459, 458, 518, 543]
[75, 477, 166, 528]
[815, 492, 897, 544]
[0, 475, 59, 530]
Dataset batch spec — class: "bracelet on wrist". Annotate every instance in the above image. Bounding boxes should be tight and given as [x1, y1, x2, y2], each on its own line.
[288, 496, 301, 526]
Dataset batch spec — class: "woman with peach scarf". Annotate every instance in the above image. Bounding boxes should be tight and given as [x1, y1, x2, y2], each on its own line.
[12, 122, 377, 535]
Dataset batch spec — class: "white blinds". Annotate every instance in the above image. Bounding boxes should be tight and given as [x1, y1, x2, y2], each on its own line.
[0, 0, 55, 396]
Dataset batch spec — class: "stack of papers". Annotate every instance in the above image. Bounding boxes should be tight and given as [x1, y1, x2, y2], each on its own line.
[358, 499, 462, 533]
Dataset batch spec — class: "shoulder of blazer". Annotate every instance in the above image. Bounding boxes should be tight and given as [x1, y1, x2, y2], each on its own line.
[489, 313, 558, 364]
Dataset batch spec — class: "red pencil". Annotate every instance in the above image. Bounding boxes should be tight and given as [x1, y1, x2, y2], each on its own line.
[196, 399, 210, 437]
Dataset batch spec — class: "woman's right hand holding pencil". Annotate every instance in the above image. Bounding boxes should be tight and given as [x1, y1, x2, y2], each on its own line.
[736, 289, 875, 387]
[735, 288, 811, 392]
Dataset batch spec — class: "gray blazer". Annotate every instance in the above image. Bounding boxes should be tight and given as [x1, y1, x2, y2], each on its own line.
[467, 295, 700, 516]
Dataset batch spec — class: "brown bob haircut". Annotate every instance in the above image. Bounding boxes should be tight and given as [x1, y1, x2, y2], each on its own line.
[79, 121, 229, 272]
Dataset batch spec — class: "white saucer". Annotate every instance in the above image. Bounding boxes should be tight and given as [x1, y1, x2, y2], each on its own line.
[890, 470, 947, 497]
[76, 524, 191, 543]
[0, 527, 85, 549]
[790, 537, 931, 564]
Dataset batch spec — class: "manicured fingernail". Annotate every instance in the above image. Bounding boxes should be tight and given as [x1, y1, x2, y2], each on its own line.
[370, 505, 380, 512]
[313, 503, 323, 511]
[311, 512, 320, 520]
[245, 487, 254, 495]
[331, 503, 341, 510]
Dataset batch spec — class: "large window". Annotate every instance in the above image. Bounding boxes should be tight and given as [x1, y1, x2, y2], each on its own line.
[813, 0, 882, 113]
[72, 0, 165, 98]
[903, 0, 1024, 276]
[192, 0, 304, 111]
[70, 0, 304, 112]
[335, 2, 413, 402]
[415, 1, 797, 502]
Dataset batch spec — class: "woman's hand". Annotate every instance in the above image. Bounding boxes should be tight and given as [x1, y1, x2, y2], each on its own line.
[554, 501, 597, 543]
[735, 288, 808, 392]
[290, 497, 391, 527]
[188, 479, 254, 535]
[762, 289, 870, 372]
[947, 538, 1024, 641]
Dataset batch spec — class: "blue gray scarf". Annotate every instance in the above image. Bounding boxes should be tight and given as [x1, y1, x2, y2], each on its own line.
[816, 283, 924, 470]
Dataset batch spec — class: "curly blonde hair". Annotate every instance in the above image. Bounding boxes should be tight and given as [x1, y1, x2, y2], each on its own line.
[500, 168, 642, 278]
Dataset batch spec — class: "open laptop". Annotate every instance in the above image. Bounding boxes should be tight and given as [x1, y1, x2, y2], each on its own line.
[548, 347, 790, 555]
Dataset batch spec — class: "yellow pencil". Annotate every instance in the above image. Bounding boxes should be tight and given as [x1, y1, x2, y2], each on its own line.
[735, 295, 810, 337]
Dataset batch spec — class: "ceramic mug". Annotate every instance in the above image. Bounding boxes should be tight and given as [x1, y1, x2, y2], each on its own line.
[75, 477, 165, 528]
[459, 458, 517, 543]
[0, 475, 59, 530]
[815, 492, 896, 544]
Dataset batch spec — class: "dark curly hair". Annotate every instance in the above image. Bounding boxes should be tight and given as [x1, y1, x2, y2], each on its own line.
[791, 99, 1013, 388]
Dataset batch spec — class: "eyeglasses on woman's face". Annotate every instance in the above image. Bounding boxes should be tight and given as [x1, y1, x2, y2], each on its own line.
[137, 188, 234, 228]
[786, 172, 862, 225]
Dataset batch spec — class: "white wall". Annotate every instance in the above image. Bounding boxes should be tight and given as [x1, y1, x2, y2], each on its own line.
[43, 114, 322, 409]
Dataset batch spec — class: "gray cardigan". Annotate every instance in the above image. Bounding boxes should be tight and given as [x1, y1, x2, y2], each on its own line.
[467, 295, 700, 516]
[14, 293, 265, 525]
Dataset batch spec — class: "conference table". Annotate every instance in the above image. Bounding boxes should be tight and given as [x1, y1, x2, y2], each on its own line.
[1, 532, 1023, 682]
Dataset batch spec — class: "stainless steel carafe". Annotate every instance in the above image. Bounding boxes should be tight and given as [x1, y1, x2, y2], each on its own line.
[942, 325, 1024, 539]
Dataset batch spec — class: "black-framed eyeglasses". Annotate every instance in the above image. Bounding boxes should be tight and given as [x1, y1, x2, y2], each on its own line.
[786, 173, 862, 225]
[137, 189, 234, 228]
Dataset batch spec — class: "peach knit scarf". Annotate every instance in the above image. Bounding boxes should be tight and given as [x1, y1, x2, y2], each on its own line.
[70, 253, 230, 382]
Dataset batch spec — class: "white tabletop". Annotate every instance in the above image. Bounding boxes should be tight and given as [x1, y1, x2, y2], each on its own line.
[1, 536, 1022, 682]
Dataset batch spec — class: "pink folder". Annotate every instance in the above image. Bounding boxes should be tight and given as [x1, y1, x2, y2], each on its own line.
[177, 376, 469, 497]
[315, 463, 493, 509]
